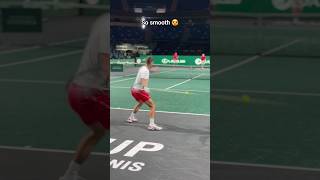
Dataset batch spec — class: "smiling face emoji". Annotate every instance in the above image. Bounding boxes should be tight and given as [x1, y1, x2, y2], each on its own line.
[171, 19, 179, 27]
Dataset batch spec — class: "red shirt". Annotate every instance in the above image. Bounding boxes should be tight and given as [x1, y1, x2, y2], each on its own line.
[173, 52, 178, 60]
[201, 55, 206, 61]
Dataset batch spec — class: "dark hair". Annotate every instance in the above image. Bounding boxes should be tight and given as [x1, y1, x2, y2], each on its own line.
[146, 57, 153, 65]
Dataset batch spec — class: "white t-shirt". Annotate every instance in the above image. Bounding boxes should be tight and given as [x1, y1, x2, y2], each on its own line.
[132, 65, 149, 89]
[73, 13, 110, 89]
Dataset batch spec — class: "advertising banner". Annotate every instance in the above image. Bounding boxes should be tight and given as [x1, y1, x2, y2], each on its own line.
[214, 0, 320, 13]
[137, 55, 211, 66]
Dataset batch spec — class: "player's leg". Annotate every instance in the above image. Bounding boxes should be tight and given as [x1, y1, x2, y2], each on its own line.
[174, 59, 178, 68]
[61, 84, 108, 180]
[292, 0, 303, 25]
[60, 123, 106, 180]
[74, 123, 106, 163]
[128, 102, 143, 123]
[202, 59, 206, 69]
[128, 88, 143, 123]
[145, 99, 162, 130]
[133, 102, 143, 113]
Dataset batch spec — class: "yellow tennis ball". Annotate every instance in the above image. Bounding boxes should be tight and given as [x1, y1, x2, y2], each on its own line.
[241, 95, 251, 104]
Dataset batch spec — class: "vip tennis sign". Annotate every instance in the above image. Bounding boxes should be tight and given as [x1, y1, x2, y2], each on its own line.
[110, 138, 164, 172]
[138, 55, 211, 66]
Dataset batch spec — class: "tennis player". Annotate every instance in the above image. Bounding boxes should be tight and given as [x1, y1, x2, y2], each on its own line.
[173, 51, 179, 64]
[127, 57, 162, 131]
[201, 53, 206, 69]
[59, 13, 109, 180]
[292, 0, 303, 24]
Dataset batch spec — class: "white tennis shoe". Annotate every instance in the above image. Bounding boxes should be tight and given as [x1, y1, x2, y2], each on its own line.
[127, 116, 138, 123]
[148, 124, 163, 131]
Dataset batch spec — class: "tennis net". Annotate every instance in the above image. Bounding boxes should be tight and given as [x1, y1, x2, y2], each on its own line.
[111, 62, 210, 80]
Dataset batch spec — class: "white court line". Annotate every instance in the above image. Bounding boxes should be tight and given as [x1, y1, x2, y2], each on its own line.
[0, 145, 105, 156]
[213, 39, 302, 76]
[1, 78, 319, 98]
[110, 69, 176, 84]
[0, 78, 208, 94]
[0, 38, 87, 55]
[0, 78, 209, 94]
[0, 46, 40, 55]
[212, 161, 320, 172]
[49, 38, 87, 46]
[215, 88, 320, 97]
[0, 50, 82, 68]
[111, 107, 210, 117]
[111, 72, 137, 79]
[110, 77, 136, 84]
[173, 89, 209, 93]
[0, 78, 65, 85]
[165, 74, 204, 90]
[111, 86, 210, 93]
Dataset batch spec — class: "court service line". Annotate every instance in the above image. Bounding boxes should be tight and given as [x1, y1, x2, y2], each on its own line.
[111, 72, 137, 79]
[0, 38, 87, 55]
[111, 86, 210, 93]
[111, 107, 210, 117]
[111, 69, 175, 84]
[213, 161, 320, 172]
[110, 77, 136, 84]
[0, 46, 40, 55]
[49, 38, 87, 46]
[0, 50, 82, 68]
[213, 39, 302, 76]
[165, 74, 204, 90]
[1, 78, 319, 98]
[110, 86, 197, 95]
[0, 78, 65, 85]
[0, 78, 209, 93]
[215, 88, 320, 97]
[0, 145, 106, 156]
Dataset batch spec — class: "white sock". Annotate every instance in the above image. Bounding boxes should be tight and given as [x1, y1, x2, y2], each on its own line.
[64, 161, 81, 176]
[130, 112, 136, 118]
[149, 118, 155, 125]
